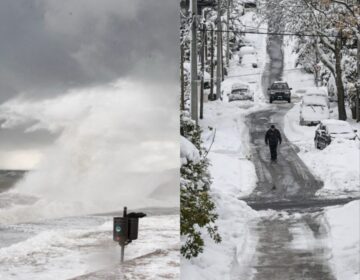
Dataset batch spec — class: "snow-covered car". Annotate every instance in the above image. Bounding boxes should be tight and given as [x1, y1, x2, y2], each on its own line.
[239, 46, 256, 56]
[243, 0, 257, 11]
[268, 81, 292, 103]
[304, 87, 330, 108]
[299, 95, 330, 126]
[229, 82, 254, 102]
[314, 120, 358, 150]
[241, 53, 258, 68]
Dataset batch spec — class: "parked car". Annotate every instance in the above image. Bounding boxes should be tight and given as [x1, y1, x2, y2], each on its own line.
[268, 81, 292, 103]
[314, 120, 358, 150]
[304, 87, 330, 108]
[241, 54, 258, 68]
[300, 95, 330, 126]
[229, 82, 254, 102]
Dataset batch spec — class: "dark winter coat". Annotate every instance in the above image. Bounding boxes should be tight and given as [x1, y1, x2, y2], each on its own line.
[265, 128, 282, 146]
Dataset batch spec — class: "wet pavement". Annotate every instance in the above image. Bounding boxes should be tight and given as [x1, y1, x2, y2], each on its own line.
[250, 214, 336, 280]
[240, 21, 341, 280]
[245, 106, 323, 204]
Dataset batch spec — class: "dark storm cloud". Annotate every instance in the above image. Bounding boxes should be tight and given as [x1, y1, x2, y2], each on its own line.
[0, 0, 178, 103]
[0, 0, 179, 170]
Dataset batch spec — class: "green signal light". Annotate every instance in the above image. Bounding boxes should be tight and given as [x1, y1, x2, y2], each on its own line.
[115, 225, 122, 233]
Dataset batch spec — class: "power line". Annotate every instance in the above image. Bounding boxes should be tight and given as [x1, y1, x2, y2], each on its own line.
[201, 28, 342, 38]
[222, 67, 311, 78]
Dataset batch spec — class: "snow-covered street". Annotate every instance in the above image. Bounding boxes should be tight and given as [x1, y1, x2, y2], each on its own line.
[181, 3, 359, 279]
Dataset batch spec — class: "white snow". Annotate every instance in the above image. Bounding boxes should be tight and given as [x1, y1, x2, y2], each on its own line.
[180, 136, 200, 165]
[181, 10, 268, 279]
[183, 7, 360, 280]
[324, 200, 360, 280]
[283, 39, 360, 197]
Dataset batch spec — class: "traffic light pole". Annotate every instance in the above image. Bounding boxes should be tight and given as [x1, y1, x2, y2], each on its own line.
[120, 206, 127, 263]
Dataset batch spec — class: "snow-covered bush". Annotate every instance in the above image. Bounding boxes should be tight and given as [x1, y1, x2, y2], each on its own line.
[180, 111, 221, 259]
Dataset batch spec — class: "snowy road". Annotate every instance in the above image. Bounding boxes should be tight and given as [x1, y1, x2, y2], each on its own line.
[250, 212, 336, 280]
[240, 20, 358, 280]
[245, 105, 323, 203]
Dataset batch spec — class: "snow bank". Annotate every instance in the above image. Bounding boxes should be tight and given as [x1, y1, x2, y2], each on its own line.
[284, 104, 360, 197]
[181, 98, 265, 279]
[325, 200, 360, 280]
[180, 136, 200, 165]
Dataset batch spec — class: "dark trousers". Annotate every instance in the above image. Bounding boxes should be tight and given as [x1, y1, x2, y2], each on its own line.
[269, 144, 278, 160]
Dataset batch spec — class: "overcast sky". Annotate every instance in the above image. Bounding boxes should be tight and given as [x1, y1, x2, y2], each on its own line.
[0, 0, 179, 171]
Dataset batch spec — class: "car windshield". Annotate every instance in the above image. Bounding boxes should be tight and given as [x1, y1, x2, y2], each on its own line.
[306, 104, 325, 107]
[232, 89, 248, 94]
[327, 124, 353, 134]
[271, 83, 288, 90]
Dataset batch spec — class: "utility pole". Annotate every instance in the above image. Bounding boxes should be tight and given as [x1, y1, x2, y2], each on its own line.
[226, 0, 230, 67]
[357, 32, 360, 122]
[221, 33, 224, 81]
[191, 0, 198, 123]
[216, 0, 222, 100]
[210, 29, 215, 100]
[205, 28, 208, 62]
[180, 44, 185, 111]
[200, 26, 205, 119]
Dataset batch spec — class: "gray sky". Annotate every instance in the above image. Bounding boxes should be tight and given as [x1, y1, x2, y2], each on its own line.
[0, 0, 179, 171]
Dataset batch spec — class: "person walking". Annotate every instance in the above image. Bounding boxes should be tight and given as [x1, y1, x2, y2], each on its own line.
[265, 124, 282, 162]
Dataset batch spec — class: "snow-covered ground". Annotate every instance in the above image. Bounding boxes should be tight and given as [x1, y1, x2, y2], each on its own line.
[324, 200, 360, 280]
[182, 8, 359, 280]
[181, 11, 268, 280]
[283, 38, 360, 197]
[0, 212, 179, 280]
[181, 101, 260, 279]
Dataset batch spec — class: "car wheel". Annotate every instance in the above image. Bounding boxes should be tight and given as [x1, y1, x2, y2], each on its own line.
[269, 98, 273, 103]
[288, 98, 291, 103]
[300, 118, 304, 126]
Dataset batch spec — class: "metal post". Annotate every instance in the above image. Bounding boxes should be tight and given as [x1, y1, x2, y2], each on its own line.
[180, 44, 185, 111]
[216, 0, 222, 99]
[221, 31, 224, 81]
[120, 245, 125, 263]
[226, 0, 230, 67]
[357, 33, 360, 122]
[200, 26, 205, 119]
[120, 206, 127, 263]
[191, 0, 198, 123]
[315, 47, 319, 87]
[210, 29, 214, 100]
[205, 28, 208, 62]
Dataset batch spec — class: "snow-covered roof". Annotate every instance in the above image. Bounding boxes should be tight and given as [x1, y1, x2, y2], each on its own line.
[304, 87, 328, 96]
[302, 95, 328, 106]
[321, 120, 354, 134]
[239, 46, 256, 56]
[321, 119, 350, 126]
[231, 82, 250, 90]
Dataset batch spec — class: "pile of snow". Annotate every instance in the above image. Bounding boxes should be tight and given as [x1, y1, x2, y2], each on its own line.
[284, 104, 360, 197]
[180, 136, 200, 165]
[181, 96, 266, 279]
[325, 200, 360, 280]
